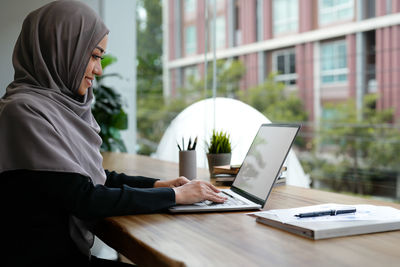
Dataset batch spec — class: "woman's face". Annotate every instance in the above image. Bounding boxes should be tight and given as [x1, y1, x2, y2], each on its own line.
[77, 34, 108, 96]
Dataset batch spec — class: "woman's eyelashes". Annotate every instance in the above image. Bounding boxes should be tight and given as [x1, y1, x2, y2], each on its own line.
[92, 54, 104, 60]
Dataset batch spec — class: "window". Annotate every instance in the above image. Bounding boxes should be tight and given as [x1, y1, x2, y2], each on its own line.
[184, 0, 196, 13]
[273, 0, 298, 35]
[272, 49, 297, 85]
[183, 65, 198, 86]
[319, 0, 354, 25]
[320, 40, 348, 84]
[386, 0, 392, 14]
[209, 16, 226, 50]
[185, 25, 196, 55]
[215, 16, 226, 49]
[234, 0, 241, 45]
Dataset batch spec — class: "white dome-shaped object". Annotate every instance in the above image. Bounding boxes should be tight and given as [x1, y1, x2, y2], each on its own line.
[153, 97, 310, 188]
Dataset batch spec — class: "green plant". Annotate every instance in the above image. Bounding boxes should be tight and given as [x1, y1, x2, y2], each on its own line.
[207, 130, 232, 154]
[92, 54, 128, 152]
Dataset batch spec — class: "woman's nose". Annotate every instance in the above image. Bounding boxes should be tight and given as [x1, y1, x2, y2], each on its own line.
[93, 61, 103, 76]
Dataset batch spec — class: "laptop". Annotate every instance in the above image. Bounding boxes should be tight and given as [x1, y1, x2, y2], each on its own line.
[169, 123, 301, 213]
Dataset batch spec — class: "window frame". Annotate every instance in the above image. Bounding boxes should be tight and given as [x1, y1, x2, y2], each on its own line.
[184, 25, 197, 56]
[320, 39, 348, 85]
[318, 0, 354, 26]
[272, 48, 297, 86]
[273, 0, 299, 35]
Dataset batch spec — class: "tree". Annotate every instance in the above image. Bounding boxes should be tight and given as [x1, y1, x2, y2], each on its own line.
[238, 72, 308, 123]
[136, 0, 164, 154]
[188, 59, 246, 99]
[137, 59, 246, 155]
[238, 72, 308, 147]
[309, 94, 400, 196]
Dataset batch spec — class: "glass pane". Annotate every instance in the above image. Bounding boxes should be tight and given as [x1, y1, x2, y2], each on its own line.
[216, 16, 226, 49]
[184, 0, 195, 13]
[185, 26, 196, 55]
[274, 0, 298, 34]
[322, 0, 333, 8]
[337, 43, 347, 68]
[134, 0, 400, 208]
[321, 44, 334, 71]
[322, 75, 334, 83]
[337, 74, 347, 81]
[277, 55, 285, 73]
[289, 53, 296, 73]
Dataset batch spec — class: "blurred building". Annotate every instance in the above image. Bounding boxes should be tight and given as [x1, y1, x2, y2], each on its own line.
[163, 0, 400, 122]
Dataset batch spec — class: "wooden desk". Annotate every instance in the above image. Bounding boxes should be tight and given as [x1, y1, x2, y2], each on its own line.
[98, 152, 400, 267]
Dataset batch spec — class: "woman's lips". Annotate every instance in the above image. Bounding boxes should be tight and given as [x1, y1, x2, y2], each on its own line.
[85, 77, 93, 87]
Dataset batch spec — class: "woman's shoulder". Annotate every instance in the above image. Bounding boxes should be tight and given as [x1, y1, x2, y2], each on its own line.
[1, 93, 47, 119]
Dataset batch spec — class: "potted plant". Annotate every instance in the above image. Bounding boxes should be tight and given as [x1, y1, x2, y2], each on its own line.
[206, 130, 232, 177]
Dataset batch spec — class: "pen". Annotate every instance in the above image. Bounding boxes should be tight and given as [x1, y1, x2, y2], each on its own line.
[177, 143, 182, 151]
[192, 136, 197, 150]
[294, 208, 356, 218]
[188, 137, 192, 150]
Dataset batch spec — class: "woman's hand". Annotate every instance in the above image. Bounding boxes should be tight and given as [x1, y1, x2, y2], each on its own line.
[153, 176, 190, 188]
[172, 180, 227, 205]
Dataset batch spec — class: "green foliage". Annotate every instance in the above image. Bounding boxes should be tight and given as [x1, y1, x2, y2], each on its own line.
[238, 72, 308, 147]
[308, 94, 400, 196]
[136, 0, 166, 154]
[238, 72, 308, 123]
[137, 0, 162, 59]
[136, 57, 245, 155]
[207, 130, 232, 154]
[134, 0, 307, 156]
[92, 54, 128, 152]
[188, 59, 246, 98]
[319, 94, 398, 166]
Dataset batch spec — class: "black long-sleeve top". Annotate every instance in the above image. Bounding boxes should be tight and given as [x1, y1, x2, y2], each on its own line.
[1, 169, 176, 266]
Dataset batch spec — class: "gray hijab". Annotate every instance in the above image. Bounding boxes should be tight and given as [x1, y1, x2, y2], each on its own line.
[0, 0, 109, 257]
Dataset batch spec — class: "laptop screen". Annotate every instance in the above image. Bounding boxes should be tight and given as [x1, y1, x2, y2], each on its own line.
[232, 124, 300, 203]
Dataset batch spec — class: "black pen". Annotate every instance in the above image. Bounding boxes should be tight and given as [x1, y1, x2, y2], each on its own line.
[188, 137, 192, 150]
[192, 136, 197, 150]
[295, 208, 356, 218]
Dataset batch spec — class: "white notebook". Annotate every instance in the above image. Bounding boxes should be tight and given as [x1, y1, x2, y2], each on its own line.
[250, 203, 400, 240]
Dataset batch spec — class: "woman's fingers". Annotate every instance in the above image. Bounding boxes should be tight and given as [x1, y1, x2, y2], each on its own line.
[206, 182, 221, 193]
[176, 176, 190, 186]
[173, 180, 227, 204]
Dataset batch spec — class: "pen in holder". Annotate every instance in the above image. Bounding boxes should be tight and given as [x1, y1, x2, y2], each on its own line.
[179, 150, 197, 180]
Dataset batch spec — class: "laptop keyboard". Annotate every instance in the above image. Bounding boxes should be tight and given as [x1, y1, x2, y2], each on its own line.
[202, 192, 247, 207]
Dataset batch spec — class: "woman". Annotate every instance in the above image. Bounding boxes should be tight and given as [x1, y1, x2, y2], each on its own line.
[0, 1, 226, 266]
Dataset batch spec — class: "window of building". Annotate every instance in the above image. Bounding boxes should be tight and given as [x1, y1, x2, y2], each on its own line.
[234, 0, 241, 45]
[216, 16, 226, 49]
[273, 0, 298, 35]
[184, 0, 196, 21]
[183, 65, 199, 87]
[272, 48, 297, 85]
[319, 0, 354, 25]
[184, 0, 196, 13]
[209, 16, 226, 50]
[256, 0, 263, 41]
[386, 0, 392, 14]
[320, 40, 348, 84]
[185, 25, 196, 55]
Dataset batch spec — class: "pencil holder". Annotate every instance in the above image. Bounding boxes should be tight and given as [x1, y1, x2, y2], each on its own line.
[179, 150, 197, 180]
